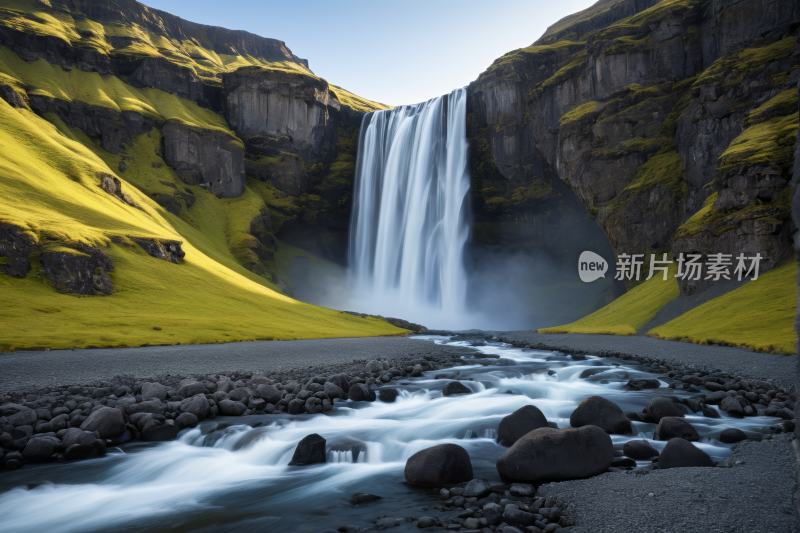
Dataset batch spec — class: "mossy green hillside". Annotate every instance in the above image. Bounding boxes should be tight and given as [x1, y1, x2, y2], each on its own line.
[559, 101, 598, 125]
[0, 97, 405, 350]
[717, 112, 799, 175]
[694, 36, 796, 89]
[539, 263, 679, 335]
[649, 257, 797, 355]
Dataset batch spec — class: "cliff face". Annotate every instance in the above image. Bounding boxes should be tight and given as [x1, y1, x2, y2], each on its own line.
[468, 0, 800, 294]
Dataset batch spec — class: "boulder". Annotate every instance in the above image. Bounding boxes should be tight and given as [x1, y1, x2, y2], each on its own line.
[463, 478, 493, 498]
[1, 404, 37, 427]
[570, 396, 632, 434]
[443, 381, 472, 396]
[378, 388, 399, 402]
[253, 383, 281, 404]
[348, 383, 376, 402]
[503, 508, 534, 528]
[1, 451, 23, 470]
[654, 417, 700, 441]
[329, 374, 350, 393]
[720, 396, 744, 417]
[141, 382, 168, 401]
[497, 405, 549, 446]
[323, 382, 345, 400]
[287, 399, 306, 415]
[218, 400, 247, 416]
[704, 391, 728, 404]
[481, 503, 503, 526]
[350, 493, 382, 505]
[719, 428, 747, 443]
[496, 426, 613, 483]
[178, 381, 208, 398]
[646, 397, 686, 422]
[404, 443, 473, 486]
[625, 379, 661, 390]
[180, 394, 209, 421]
[623, 439, 659, 460]
[22, 436, 60, 461]
[61, 428, 98, 449]
[229, 388, 250, 404]
[175, 412, 199, 430]
[127, 400, 167, 415]
[80, 407, 126, 439]
[288, 433, 326, 466]
[509, 483, 535, 498]
[658, 438, 714, 469]
[365, 360, 384, 373]
[140, 419, 178, 441]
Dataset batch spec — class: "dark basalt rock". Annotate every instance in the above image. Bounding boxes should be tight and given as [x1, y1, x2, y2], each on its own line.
[350, 493, 382, 505]
[623, 439, 659, 460]
[41, 245, 114, 295]
[658, 438, 715, 469]
[378, 388, 399, 402]
[646, 397, 686, 422]
[129, 237, 185, 264]
[79, 407, 126, 439]
[404, 443, 473, 486]
[442, 381, 472, 396]
[496, 426, 613, 483]
[348, 383, 376, 402]
[289, 433, 326, 466]
[625, 379, 661, 390]
[719, 428, 748, 443]
[654, 417, 700, 441]
[570, 396, 632, 434]
[497, 405, 549, 446]
[0, 222, 38, 277]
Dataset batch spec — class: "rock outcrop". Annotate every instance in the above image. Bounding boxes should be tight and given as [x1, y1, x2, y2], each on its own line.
[41, 245, 114, 295]
[124, 57, 220, 110]
[0, 222, 38, 277]
[129, 237, 185, 264]
[162, 119, 246, 198]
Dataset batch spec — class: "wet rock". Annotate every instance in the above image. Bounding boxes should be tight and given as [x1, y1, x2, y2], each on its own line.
[180, 394, 209, 421]
[720, 396, 744, 417]
[62, 428, 104, 459]
[22, 436, 60, 461]
[178, 382, 207, 398]
[304, 396, 323, 414]
[128, 400, 166, 415]
[623, 439, 659, 460]
[323, 382, 345, 400]
[288, 433, 326, 466]
[411, 364, 423, 377]
[704, 391, 728, 404]
[719, 428, 747, 443]
[777, 407, 796, 420]
[229, 388, 250, 404]
[509, 483, 535, 498]
[625, 379, 661, 390]
[498, 405, 549, 446]
[482, 503, 503, 526]
[404, 443, 473, 486]
[348, 383, 376, 402]
[654, 417, 700, 441]
[287, 399, 305, 415]
[378, 388, 399, 402]
[570, 396, 632, 434]
[496, 426, 613, 483]
[1, 404, 37, 427]
[328, 374, 350, 393]
[350, 493, 382, 505]
[646, 397, 686, 422]
[443, 381, 472, 396]
[218, 400, 247, 416]
[175, 412, 198, 430]
[417, 517, 437, 528]
[463, 478, 493, 498]
[658, 438, 714, 469]
[141, 419, 178, 441]
[1, 451, 23, 470]
[79, 407, 126, 439]
[140, 382, 167, 402]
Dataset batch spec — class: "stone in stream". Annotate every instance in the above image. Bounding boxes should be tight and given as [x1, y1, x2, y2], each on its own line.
[497, 405, 549, 446]
[255, 384, 282, 404]
[1, 451, 23, 470]
[175, 412, 199, 429]
[463, 478, 493, 498]
[288, 433, 326, 466]
[323, 382, 345, 400]
[645, 397, 686, 422]
[22, 436, 60, 461]
[140, 419, 178, 442]
[180, 395, 209, 420]
[378, 388, 399, 402]
[411, 364, 423, 377]
[720, 396, 745, 417]
[218, 400, 247, 416]
[719, 428, 748, 443]
[287, 399, 306, 415]
[569, 396, 632, 435]
[79, 407, 126, 439]
[442, 381, 472, 396]
[503, 507, 535, 528]
[625, 379, 661, 390]
[623, 439, 659, 460]
[704, 391, 728, 404]
[495, 426, 613, 483]
[350, 493, 382, 505]
[348, 383, 376, 402]
[404, 443, 473, 486]
[328, 374, 350, 393]
[658, 438, 714, 469]
[416, 516, 437, 528]
[653, 417, 700, 441]
[229, 388, 250, 403]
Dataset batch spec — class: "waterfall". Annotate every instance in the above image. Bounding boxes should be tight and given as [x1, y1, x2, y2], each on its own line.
[348, 88, 471, 325]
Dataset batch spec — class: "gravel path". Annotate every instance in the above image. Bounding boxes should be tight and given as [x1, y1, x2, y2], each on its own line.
[539, 434, 797, 533]
[499, 331, 797, 384]
[0, 337, 471, 396]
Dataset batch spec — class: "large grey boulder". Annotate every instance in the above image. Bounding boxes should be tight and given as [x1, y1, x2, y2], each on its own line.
[623, 439, 659, 460]
[654, 417, 700, 441]
[348, 383, 376, 402]
[497, 405, 549, 446]
[324, 382, 346, 400]
[1, 404, 37, 427]
[80, 407, 126, 439]
[288, 433, 327, 466]
[127, 400, 166, 415]
[404, 444, 473, 486]
[256, 384, 282, 404]
[22, 436, 60, 461]
[720, 396, 745, 417]
[496, 426, 613, 483]
[141, 382, 168, 401]
[646, 397, 686, 422]
[463, 479, 493, 498]
[218, 400, 247, 416]
[178, 381, 208, 398]
[180, 394, 209, 421]
[443, 381, 473, 396]
[570, 396, 632, 434]
[658, 438, 714, 469]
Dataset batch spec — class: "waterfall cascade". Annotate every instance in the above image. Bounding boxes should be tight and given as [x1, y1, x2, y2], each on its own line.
[348, 88, 471, 325]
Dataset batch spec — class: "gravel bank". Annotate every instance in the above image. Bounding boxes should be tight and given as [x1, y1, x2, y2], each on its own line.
[498, 332, 797, 385]
[0, 337, 472, 396]
[538, 434, 797, 533]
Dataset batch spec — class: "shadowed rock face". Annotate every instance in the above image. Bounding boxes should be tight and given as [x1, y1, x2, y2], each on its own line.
[0, 222, 38, 277]
[223, 68, 341, 167]
[124, 57, 220, 110]
[162, 119, 246, 198]
[41, 246, 114, 295]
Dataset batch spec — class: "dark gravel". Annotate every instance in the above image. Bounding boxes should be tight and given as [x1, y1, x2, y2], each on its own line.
[539, 434, 797, 533]
[0, 337, 472, 396]
[499, 331, 797, 384]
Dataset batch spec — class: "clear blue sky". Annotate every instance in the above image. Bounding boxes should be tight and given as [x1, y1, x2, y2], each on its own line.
[143, 0, 598, 106]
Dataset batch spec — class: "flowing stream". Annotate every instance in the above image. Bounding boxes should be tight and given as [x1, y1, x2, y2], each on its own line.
[0, 337, 782, 533]
[348, 90, 471, 328]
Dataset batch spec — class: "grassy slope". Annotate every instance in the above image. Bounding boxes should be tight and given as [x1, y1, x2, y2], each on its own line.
[0, 97, 405, 350]
[539, 264, 679, 335]
[649, 258, 798, 355]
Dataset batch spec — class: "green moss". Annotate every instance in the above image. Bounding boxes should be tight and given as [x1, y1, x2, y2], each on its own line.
[330, 84, 391, 113]
[603, 35, 652, 55]
[694, 36, 795, 89]
[717, 112, 799, 174]
[622, 149, 684, 196]
[484, 40, 585, 76]
[595, 0, 701, 40]
[534, 52, 587, 93]
[559, 101, 598, 125]
[743, 89, 799, 128]
[673, 192, 719, 239]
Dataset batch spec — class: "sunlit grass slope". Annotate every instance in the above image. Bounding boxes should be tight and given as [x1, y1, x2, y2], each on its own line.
[539, 264, 679, 335]
[649, 258, 797, 355]
[0, 98, 405, 350]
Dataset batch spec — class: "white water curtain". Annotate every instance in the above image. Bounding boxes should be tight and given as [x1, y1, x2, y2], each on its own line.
[349, 88, 471, 318]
